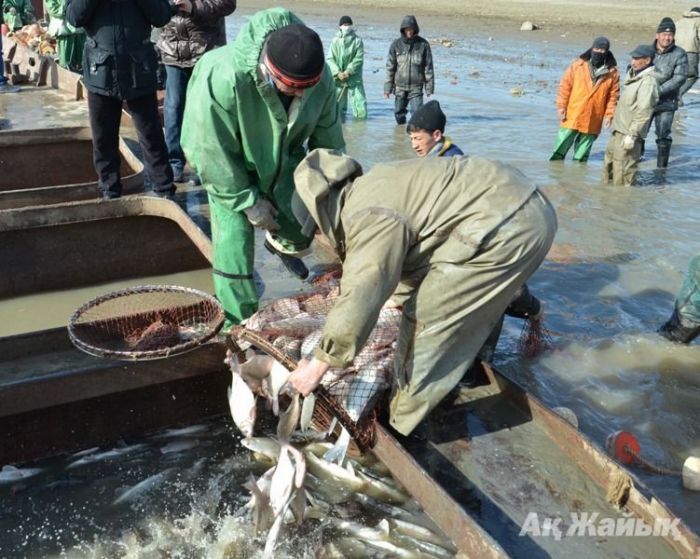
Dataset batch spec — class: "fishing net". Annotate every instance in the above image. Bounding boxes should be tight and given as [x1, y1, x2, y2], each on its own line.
[231, 267, 400, 448]
[68, 285, 225, 360]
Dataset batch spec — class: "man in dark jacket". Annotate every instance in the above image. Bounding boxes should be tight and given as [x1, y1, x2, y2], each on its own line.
[157, 0, 236, 184]
[651, 17, 688, 168]
[384, 15, 434, 125]
[66, 0, 176, 200]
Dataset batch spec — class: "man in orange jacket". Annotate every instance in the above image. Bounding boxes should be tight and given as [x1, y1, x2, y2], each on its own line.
[550, 37, 620, 162]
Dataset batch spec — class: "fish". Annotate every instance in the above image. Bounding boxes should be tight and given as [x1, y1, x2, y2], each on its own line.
[113, 468, 174, 505]
[299, 393, 316, 432]
[241, 437, 281, 462]
[389, 517, 457, 550]
[243, 473, 274, 533]
[269, 446, 295, 517]
[159, 439, 198, 454]
[322, 427, 351, 465]
[66, 444, 148, 469]
[226, 353, 257, 437]
[390, 533, 456, 559]
[304, 451, 366, 493]
[356, 470, 410, 504]
[277, 392, 300, 441]
[260, 359, 292, 416]
[0, 465, 42, 484]
[153, 424, 209, 439]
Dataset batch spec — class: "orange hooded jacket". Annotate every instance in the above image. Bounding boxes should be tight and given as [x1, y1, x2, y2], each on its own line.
[556, 53, 620, 135]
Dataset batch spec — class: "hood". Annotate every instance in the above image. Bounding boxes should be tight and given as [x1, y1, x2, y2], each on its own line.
[580, 48, 617, 68]
[400, 15, 419, 36]
[231, 8, 305, 76]
[293, 149, 364, 251]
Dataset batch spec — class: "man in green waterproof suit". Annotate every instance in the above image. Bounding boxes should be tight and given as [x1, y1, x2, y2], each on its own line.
[181, 8, 345, 328]
[45, 0, 85, 71]
[326, 15, 367, 121]
[3, 0, 34, 31]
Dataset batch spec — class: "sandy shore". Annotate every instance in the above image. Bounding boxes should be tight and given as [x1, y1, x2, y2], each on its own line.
[286, 0, 692, 32]
[242, 0, 694, 47]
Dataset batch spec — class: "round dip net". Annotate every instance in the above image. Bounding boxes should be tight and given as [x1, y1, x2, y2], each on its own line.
[68, 285, 225, 360]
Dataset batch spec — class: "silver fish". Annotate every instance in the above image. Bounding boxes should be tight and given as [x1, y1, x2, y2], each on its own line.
[66, 444, 147, 469]
[241, 437, 281, 462]
[269, 446, 295, 517]
[304, 451, 365, 493]
[113, 468, 175, 505]
[322, 426, 351, 465]
[0, 465, 42, 484]
[227, 354, 257, 437]
[389, 517, 457, 550]
[356, 470, 410, 504]
[299, 392, 316, 432]
[277, 392, 300, 441]
[159, 439, 198, 454]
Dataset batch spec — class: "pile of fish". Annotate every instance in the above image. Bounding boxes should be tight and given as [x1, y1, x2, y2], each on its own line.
[241, 283, 402, 423]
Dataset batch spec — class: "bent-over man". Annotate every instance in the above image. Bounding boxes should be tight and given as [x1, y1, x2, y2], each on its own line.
[659, 254, 700, 344]
[288, 149, 557, 437]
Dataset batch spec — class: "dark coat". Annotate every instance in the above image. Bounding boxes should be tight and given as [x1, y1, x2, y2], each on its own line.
[157, 0, 236, 68]
[384, 15, 434, 95]
[66, 0, 174, 100]
[652, 40, 689, 111]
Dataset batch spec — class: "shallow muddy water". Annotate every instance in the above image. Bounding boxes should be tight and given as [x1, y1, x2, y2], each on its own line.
[1, 2, 700, 557]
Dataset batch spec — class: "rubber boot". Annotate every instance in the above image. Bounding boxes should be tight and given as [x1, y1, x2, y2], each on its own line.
[658, 309, 700, 344]
[505, 283, 542, 319]
[657, 140, 671, 168]
[263, 239, 309, 280]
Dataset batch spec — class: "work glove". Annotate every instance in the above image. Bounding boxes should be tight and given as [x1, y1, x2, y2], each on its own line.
[243, 198, 279, 231]
[621, 135, 636, 150]
[338, 71, 349, 81]
[9, 7, 17, 14]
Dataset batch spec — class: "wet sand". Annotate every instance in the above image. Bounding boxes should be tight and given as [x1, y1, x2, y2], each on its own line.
[277, 0, 692, 32]
[250, 0, 693, 45]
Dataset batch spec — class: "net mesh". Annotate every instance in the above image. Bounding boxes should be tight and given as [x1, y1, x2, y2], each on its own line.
[234, 267, 400, 438]
[68, 285, 224, 360]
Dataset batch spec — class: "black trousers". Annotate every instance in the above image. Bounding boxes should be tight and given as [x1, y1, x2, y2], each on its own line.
[87, 90, 174, 198]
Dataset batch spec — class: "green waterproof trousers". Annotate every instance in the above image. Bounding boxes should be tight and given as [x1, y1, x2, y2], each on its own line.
[676, 255, 700, 326]
[337, 82, 367, 121]
[57, 34, 85, 71]
[208, 194, 258, 328]
[550, 126, 597, 162]
[389, 191, 557, 435]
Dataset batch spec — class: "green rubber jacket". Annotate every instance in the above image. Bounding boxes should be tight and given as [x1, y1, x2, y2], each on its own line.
[326, 27, 364, 87]
[181, 7, 345, 238]
[3, 0, 33, 30]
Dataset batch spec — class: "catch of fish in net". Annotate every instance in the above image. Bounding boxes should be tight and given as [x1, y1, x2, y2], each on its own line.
[224, 272, 461, 557]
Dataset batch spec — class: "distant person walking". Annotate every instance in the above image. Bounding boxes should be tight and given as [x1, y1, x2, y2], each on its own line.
[674, 7, 700, 102]
[384, 15, 434, 125]
[602, 45, 659, 186]
[326, 15, 367, 121]
[651, 17, 688, 168]
[550, 37, 619, 162]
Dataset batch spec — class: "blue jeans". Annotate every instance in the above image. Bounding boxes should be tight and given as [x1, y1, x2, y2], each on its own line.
[164, 65, 194, 174]
[0, 34, 6, 84]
